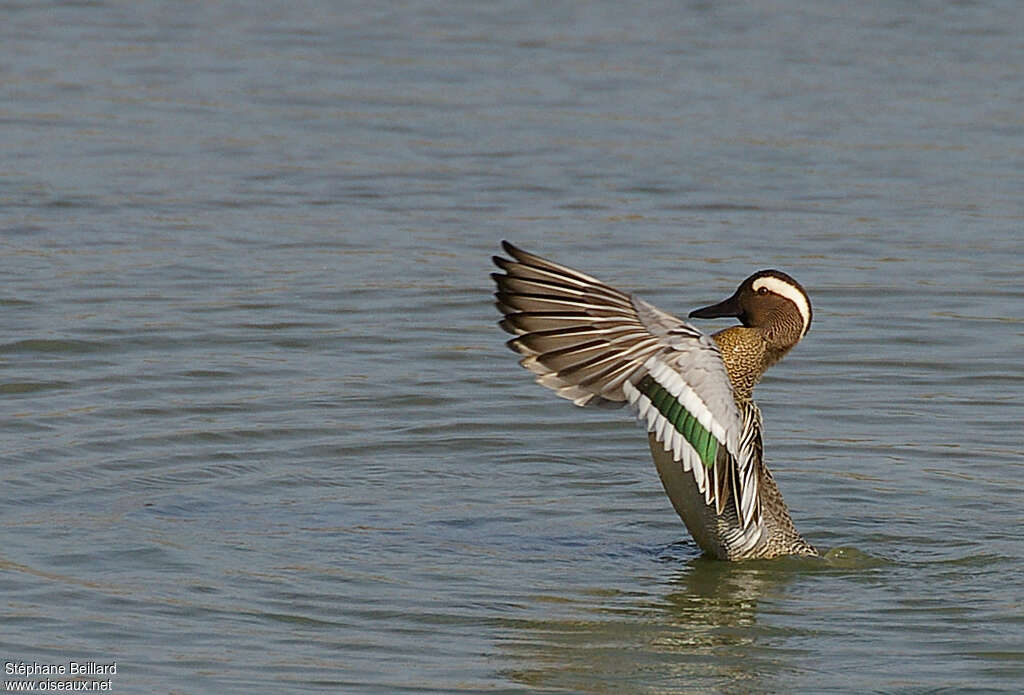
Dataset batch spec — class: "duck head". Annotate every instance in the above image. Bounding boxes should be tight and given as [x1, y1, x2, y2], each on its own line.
[688, 270, 813, 345]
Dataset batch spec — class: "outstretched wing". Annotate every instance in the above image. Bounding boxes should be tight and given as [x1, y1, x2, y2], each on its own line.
[492, 241, 762, 530]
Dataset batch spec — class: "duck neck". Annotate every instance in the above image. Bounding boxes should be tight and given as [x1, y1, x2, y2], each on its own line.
[711, 326, 793, 401]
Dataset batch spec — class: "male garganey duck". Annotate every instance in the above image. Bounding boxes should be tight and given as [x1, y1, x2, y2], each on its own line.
[492, 241, 818, 560]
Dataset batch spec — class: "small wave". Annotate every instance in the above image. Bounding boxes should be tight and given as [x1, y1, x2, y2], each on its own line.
[0, 338, 104, 354]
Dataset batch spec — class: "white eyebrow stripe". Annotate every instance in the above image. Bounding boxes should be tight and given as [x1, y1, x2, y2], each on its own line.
[752, 276, 812, 337]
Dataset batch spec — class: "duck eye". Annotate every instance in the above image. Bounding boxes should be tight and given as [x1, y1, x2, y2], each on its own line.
[757, 286, 770, 295]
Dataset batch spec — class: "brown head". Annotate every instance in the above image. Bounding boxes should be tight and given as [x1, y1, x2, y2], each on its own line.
[688, 270, 813, 350]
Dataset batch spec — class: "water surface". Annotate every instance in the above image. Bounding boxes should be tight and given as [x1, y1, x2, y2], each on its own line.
[2, 1, 1022, 693]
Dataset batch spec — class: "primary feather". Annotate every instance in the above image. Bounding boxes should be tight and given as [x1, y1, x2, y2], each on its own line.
[493, 241, 763, 538]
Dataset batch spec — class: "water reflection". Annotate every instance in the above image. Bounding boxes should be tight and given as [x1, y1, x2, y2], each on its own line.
[497, 552, 834, 694]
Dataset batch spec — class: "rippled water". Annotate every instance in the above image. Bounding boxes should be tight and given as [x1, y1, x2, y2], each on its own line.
[2, 1, 1023, 693]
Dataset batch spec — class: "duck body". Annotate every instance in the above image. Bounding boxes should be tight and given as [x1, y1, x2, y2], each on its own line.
[492, 241, 818, 560]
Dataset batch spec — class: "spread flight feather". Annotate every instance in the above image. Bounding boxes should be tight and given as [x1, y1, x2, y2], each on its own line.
[493, 241, 762, 531]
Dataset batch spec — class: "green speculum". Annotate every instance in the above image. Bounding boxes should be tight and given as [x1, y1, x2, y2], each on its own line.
[637, 375, 718, 468]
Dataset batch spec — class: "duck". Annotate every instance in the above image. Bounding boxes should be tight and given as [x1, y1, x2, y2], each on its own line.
[491, 241, 818, 560]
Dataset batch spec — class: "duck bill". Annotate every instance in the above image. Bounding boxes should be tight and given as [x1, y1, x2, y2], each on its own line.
[688, 293, 743, 320]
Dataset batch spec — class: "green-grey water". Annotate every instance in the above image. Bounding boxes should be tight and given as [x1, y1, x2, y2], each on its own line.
[2, 1, 1023, 693]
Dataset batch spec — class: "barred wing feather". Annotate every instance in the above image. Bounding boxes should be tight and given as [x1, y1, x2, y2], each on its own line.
[493, 241, 762, 530]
